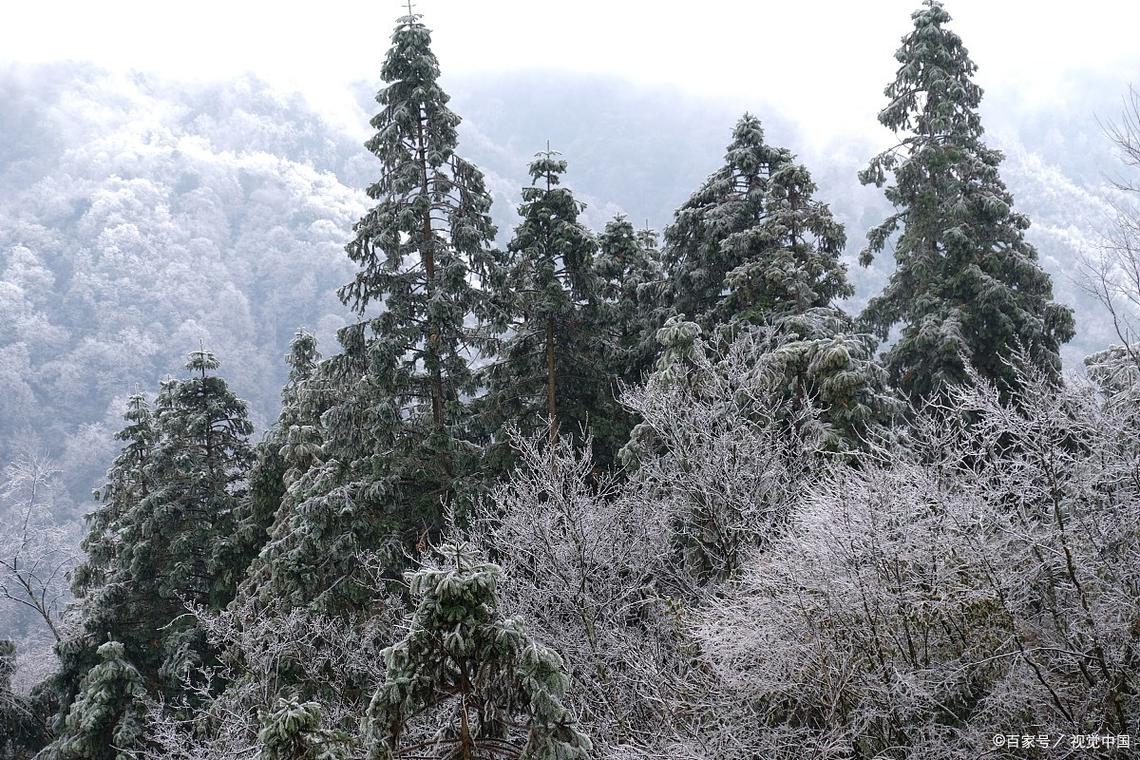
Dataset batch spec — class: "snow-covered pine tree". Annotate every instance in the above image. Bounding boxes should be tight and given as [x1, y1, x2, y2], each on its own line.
[276, 330, 324, 488]
[337, 7, 498, 480]
[739, 310, 899, 452]
[858, 0, 1075, 402]
[718, 157, 850, 323]
[595, 216, 666, 388]
[36, 395, 159, 747]
[482, 149, 620, 469]
[258, 695, 348, 760]
[658, 115, 895, 451]
[80, 351, 254, 696]
[41, 641, 149, 760]
[233, 331, 324, 582]
[236, 11, 499, 616]
[663, 114, 854, 332]
[363, 541, 591, 760]
[71, 394, 155, 598]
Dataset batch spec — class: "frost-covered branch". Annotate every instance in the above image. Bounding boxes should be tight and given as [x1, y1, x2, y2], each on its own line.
[0, 451, 79, 644]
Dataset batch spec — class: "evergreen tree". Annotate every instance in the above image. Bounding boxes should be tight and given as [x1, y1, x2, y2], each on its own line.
[663, 114, 847, 330]
[363, 542, 591, 760]
[37, 396, 158, 750]
[258, 696, 348, 760]
[234, 331, 324, 581]
[240, 11, 499, 616]
[276, 331, 324, 489]
[858, 0, 1074, 401]
[38, 395, 157, 743]
[82, 351, 254, 693]
[338, 7, 498, 466]
[741, 310, 899, 452]
[719, 158, 850, 323]
[72, 394, 155, 597]
[483, 149, 621, 468]
[42, 641, 149, 760]
[595, 216, 666, 388]
[659, 115, 894, 450]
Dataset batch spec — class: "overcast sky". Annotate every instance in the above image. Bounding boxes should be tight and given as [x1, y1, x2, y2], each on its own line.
[4, 1, 1140, 145]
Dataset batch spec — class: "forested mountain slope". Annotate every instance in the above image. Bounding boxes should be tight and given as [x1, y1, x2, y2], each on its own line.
[0, 62, 1126, 507]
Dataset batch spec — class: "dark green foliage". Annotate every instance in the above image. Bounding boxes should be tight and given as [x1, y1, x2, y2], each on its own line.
[363, 542, 591, 760]
[41, 641, 149, 760]
[339, 9, 498, 437]
[241, 12, 500, 615]
[276, 331, 324, 487]
[663, 113, 851, 330]
[72, 394, 155, 598]
[738, 309, 900, 452]
[78, 351, 254, 695]
[232, 331, 324, 590]
[858, 0, 1075, 402]
[483, 150, 625, 469]
[30, 637, 100, 751]
[658, 114, 892, 450]
[595, 216, 666, 388]
[720, 159, 850, 324]
[258, 696, 348, 760]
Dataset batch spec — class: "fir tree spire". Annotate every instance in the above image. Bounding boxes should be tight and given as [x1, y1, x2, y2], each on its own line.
[482, 147, 620, 470]
[72, 393, 154, 597]
[339, 9, 498, 435]
[596, 215, 666, 387]
[238, 12, 501, 616]
[858, 0, 1075, 401]
[77, 351, 254, 698]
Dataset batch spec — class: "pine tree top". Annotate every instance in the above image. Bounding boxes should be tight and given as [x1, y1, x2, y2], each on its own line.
[367, 11, 459, 181]
[724, 113, 780, 177]
[186, 349, 220, 375]
[95, 640, 126, 662]
[881, 0, 983, 138]
[285, 330, 320, 384]
[527, 147, 568, 187]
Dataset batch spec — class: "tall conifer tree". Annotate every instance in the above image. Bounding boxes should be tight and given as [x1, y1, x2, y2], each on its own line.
[339, 7, 498, 444]
[80, 351, 254, 694]
[661, 115, 895, 450]
[241, 11, 499, 615]
[234, 331, 324, 579]
[72, 394, 155, 598]
[596, 216, 666, 388]
[664, 113, 853, 330]
[482, 150, 620, 468]
[858, 0, 1074, 401]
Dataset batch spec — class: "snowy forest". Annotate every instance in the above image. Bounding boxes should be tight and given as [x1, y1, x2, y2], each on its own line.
[2, 1, 1140, 757]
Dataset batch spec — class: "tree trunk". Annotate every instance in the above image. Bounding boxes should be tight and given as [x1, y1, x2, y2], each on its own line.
[417, 110, 445, 431]
[546, 316, 558, 445]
